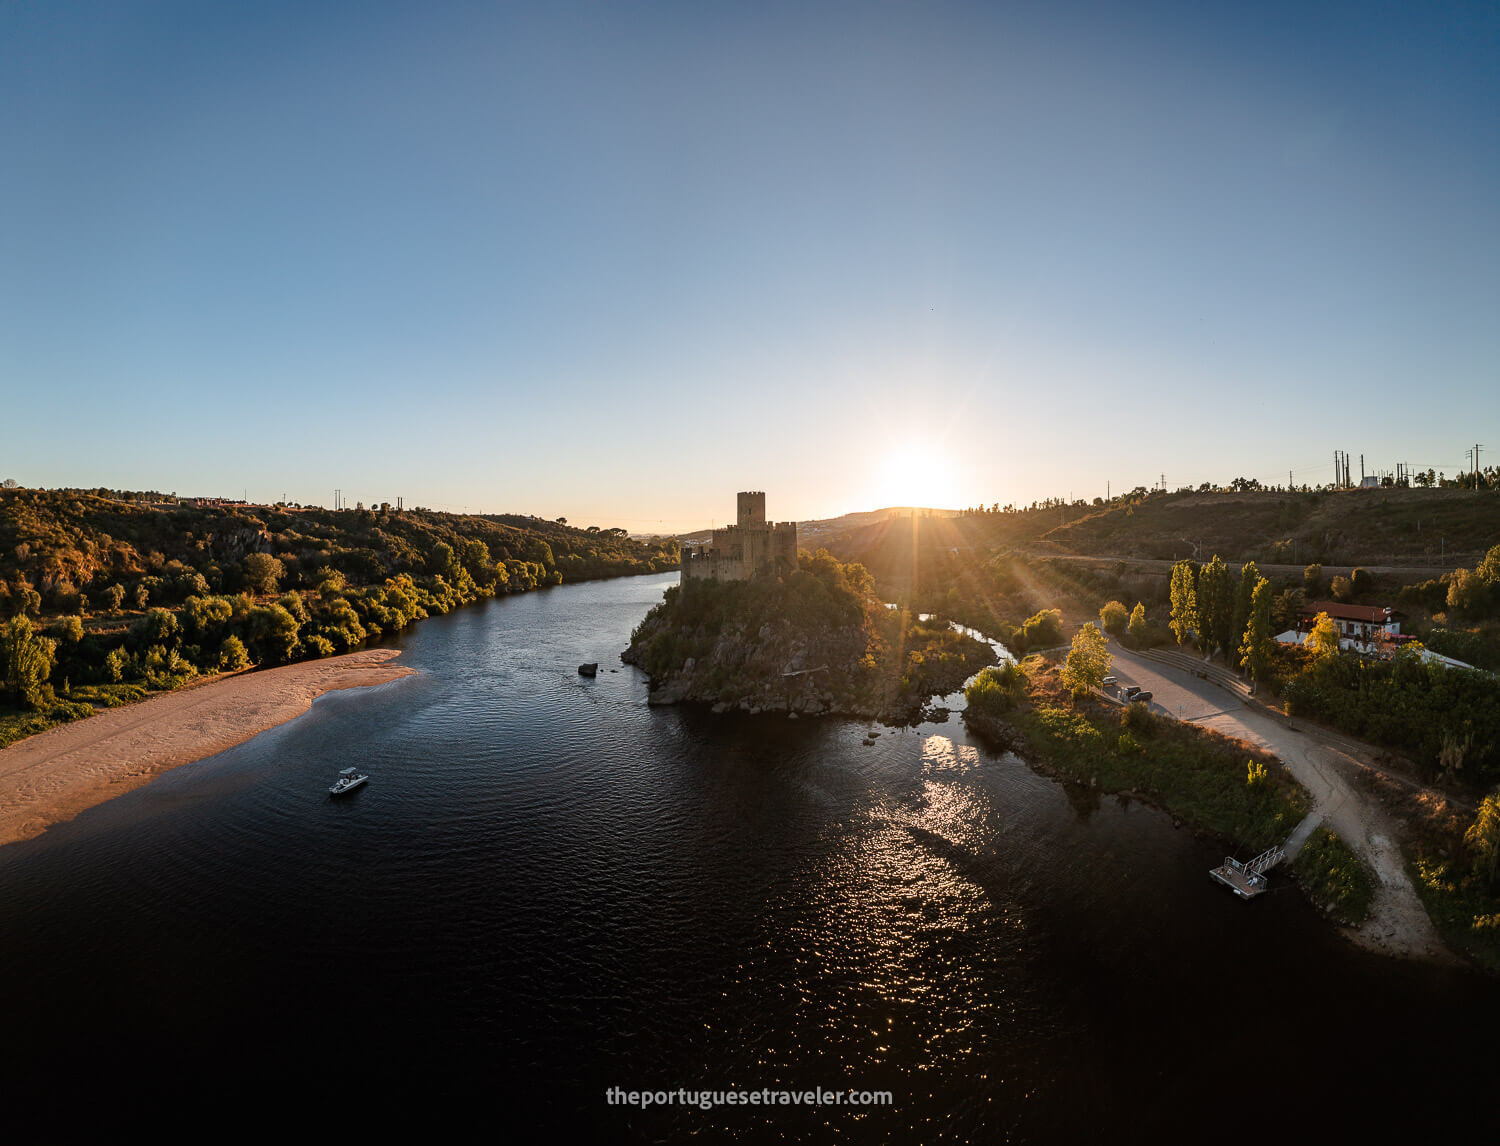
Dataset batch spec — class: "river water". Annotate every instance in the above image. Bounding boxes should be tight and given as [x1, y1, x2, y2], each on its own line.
[1, 572, 1495, 1140]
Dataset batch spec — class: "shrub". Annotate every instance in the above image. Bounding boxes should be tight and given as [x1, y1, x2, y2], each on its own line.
[1246, 758, 1269, 791]
[1011, 609, 1064, 653]
[304, 634, 336, 658]
[1121, 701, 1156, 734]
[965, 661, 1026, 716]
[1099, 600, 1129, 636]
[218, 636, 251, 672]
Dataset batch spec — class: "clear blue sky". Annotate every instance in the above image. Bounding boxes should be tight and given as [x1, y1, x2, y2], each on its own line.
[3, 1, 1496, 530]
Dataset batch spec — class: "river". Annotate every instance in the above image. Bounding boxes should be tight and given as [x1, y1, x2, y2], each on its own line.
[0, 572, 1495, 1140]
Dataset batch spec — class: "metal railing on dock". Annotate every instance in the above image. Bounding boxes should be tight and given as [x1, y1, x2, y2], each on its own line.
[1210, 843, 1285, 899]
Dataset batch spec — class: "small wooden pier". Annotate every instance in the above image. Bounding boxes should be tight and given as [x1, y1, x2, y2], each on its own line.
[1208, 812, 1320, 901]
[1210, 844, 1284, 899]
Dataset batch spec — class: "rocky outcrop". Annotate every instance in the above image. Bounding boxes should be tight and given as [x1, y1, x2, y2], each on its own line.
[960, 708, 1023, 752]
[623, 597, 994, 724]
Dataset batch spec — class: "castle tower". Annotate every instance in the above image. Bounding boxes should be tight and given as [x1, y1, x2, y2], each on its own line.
[737, 491, 766, 528]
[684, 491, 795, 585]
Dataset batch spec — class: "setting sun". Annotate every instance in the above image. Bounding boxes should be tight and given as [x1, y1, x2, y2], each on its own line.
[869, 443, 964, 510]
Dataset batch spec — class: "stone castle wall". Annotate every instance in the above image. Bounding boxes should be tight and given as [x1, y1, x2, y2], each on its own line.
[681, 492, 797, 584]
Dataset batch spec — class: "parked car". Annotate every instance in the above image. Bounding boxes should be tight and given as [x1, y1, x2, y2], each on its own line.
[1123, 685, 1141, 699]
[1102, 675, 1117, 687]
[1133, 691, 1153, 703]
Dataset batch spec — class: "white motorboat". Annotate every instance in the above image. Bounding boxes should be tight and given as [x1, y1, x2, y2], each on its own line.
[328, 767, 369, 796]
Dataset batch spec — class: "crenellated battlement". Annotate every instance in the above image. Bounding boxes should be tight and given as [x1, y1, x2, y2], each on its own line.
[682, 492, 797, 584]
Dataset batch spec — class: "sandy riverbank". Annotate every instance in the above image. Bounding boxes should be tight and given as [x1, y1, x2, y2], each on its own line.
[0, 648, 416, 849]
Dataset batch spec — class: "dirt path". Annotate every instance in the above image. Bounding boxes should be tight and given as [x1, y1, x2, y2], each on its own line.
[1107, 645, 1453, 962]
[0, 648, 415, 848]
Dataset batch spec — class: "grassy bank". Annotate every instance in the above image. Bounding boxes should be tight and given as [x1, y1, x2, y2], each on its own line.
[1290, 826, 1376, 926]
[1407, 854, 1500, 973]
[0, 682, 157, 749]
[964, 658, 1373, 924]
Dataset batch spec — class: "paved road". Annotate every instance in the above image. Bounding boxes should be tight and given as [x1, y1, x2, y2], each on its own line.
[1103, 641, 1451, 962]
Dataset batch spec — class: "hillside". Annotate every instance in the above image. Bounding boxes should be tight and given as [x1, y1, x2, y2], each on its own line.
[1, 488, 678, 611]
[1039, 487, 1500, 567]
[0, 487, 679, 746]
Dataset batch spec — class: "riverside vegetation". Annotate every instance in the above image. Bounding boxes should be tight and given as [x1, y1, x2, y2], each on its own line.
[962, 657, 1375, 924]
[623, 549, 995, 721]
[0, 487, 679, 747]
[832, 499, 1500, 953]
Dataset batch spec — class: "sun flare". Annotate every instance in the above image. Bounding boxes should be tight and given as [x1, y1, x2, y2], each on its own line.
[869, 444, 963, 510]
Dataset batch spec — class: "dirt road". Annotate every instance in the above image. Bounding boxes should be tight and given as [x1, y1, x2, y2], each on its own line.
[1105, 643, 1451, 962]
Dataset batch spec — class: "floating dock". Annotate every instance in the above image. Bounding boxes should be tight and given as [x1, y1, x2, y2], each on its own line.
[1210, 844, 1284, 899]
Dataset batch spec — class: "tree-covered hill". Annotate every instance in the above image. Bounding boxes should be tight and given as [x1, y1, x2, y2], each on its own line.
[0, 487, 679, 745]
[1, 488, 677, 613]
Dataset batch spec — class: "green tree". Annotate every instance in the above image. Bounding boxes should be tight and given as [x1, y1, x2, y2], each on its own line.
[245, 604, 300, 664]
[218, 635, 251, 672]
[1306, 612, 1341, 658]
[1232, 561, 1261, 659]
[1475, 544, 1500, 588]
[1446, 568, 1484, 615]
[1238, 577, 1274, 683]
[51, 615, 84, 644]
[1331, 575, 1353, 602]
[461, 540, 495, 588]
[1272, 587, 1305, 633]
[135, 608, 180, 647]
[1196, 556, 1232, 657]
[1061, 623, 1112, 695]
[1349, 567, 1373, 597]
[1464, 792, 1500, 891]
[428, 542, 460, 580]
[1304, 563, 1323, 597]
[1169, 560, 1197, 647]
[241, 553, 285, 596]
[1127, 602, 1147, 645]
[1099, 600, 1129, 636]
[1, 616, 57, 709]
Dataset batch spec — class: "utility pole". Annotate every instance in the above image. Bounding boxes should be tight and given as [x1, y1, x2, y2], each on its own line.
[1360, 454, 1365, 483]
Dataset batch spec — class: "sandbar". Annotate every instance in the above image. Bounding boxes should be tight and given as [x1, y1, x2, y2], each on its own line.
[0, 648, 415, 848]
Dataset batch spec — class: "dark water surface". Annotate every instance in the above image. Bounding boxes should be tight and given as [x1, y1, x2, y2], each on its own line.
[2, 573, 1496, 1140]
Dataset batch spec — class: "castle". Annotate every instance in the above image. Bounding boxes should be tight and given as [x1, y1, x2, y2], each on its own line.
[680, 492, 798, 583]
